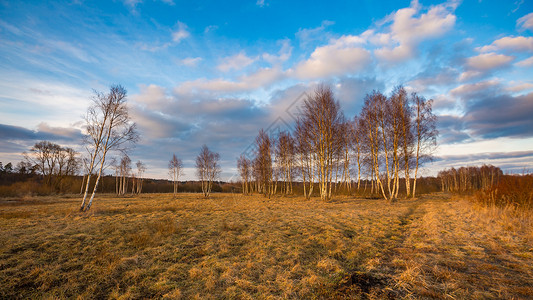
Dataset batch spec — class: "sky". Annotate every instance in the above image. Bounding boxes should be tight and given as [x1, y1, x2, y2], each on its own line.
[1, 0, 532, 180]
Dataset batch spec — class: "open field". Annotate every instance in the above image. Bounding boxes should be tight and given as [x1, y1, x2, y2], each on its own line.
[0, 193, 532, 299]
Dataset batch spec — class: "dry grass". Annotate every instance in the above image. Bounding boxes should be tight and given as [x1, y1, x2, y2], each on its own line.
[0, 193, 531, 299]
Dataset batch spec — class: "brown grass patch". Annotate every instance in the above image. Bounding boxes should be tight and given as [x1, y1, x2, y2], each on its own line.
[0, 192, 531, 298]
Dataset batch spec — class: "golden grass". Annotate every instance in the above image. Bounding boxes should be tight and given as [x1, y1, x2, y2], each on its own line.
[0, 193, 531, 298]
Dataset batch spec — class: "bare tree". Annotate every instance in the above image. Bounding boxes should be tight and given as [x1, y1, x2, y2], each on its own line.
[196, 145, 221, 198]
[397, 88, 414, 197]
[136, 161, 146, 194]
[80, 85, 138, 211]
[23, 141, 79, 191]
[412, 93, 437, 198]
[118, 154, 131, 195]
[359, 91, 388, 200]
[299, 85, 344, 200]
[295, 115, 315, 199]
[23, 141, 59, 186]
[255, 129, 273, 198]
[169, 154, 183, 196]
[352, 117, 363, 190]
[276, 131, 295, 195]
[56, 147, 79, 193]
[438, 165, 502, 193]
[237, 154, 252, 195]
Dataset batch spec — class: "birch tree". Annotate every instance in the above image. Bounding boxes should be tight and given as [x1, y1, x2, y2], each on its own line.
[255, 129, 273, 198]
[136, 161, 146, 194]
[299, 85, 343, 201]
[80, 85, 138, 211]
[119, 154, 131, 195]
[169, 154, 183, 196]
[412, 93, 437, 198]
[196, 145, 221, 198]
[276, 131, 295, 195]
[237, 154, 252, 195]
[359, 91, 388, 200]
[295, 118, 314, 199]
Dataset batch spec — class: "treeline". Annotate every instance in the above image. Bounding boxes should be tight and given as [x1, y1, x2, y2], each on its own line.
[0, 168, 239, 197]
[438, 165, 533, 210]
[438, 165, 503, 193]
[238, 85, 437, 201]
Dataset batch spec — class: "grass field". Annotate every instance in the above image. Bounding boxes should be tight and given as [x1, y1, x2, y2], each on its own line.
[0, 193, 532, 299]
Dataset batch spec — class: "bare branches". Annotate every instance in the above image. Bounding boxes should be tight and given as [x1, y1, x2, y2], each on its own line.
[136, 161, 146, 194]
[80, 84, 138, 211]
[196, 145, 221, 198]
[237, 154, 252, 195]
[23, 141, 80, 192]
[169, 154, 184, 196]
[254, 129, 273, 198]
[412, 93, 438, 198]
[300, 85, 344, 201]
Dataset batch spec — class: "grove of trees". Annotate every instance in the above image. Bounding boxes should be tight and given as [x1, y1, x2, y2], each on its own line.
[240, 84, 438, 201]
[23, 141, 80, 193]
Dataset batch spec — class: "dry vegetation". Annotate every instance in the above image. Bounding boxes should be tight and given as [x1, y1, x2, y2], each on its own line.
[0, 193, 532, 299]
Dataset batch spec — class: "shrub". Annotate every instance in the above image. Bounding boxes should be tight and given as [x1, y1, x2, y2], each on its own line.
[475, 174, 533, 210]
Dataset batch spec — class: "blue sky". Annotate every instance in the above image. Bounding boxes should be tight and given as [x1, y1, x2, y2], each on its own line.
[1, 0, 532, 180]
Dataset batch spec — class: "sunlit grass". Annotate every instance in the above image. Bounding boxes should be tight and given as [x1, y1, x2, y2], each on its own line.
[0, 193, 531, 298]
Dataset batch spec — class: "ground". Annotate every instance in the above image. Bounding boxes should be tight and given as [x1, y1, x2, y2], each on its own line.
[0, 193, 531, 299]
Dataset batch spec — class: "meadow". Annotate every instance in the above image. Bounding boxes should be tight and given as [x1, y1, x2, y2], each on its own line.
[0, 193, 531, 299]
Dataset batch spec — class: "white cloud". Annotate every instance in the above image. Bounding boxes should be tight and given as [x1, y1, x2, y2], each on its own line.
[262, 40, 292, 65]
[374, 1, 457, 62]
[517, 12, 533, 30]
[130, 84, 171, 111]
[256, 0, 265, 7]
[362, 30, 392, 46]
[242, 67, 285, 87]
[466, 52, 514, 71]
[176, 67, 284, 94]
[450, 80, 500, 97]
[329, 34, 367, 47]
[478, 36, 533, 52]
[36, 122, 81, 139]
[180, 57, 202, 67]
[516, 56, 533, 67]
[505, 82, 533, 93]
[217, 52, 256, 72]
[458, 70, 483, 82]
[296, 20, 335, 48]
[172, 21, 190, 43]
[291, 41, 371, 79]
[375, 44, 413, 62]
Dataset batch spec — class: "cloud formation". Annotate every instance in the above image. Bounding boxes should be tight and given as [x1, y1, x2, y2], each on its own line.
[2, 0, 533, 178]
[517, 12, 533, 30]
[374, 0, 457, 62]
[292, 44, 371, 79]
[0, 122, 84, 164]
[466, 53, 514, 71]
[478, 36, 533, 52]
[180, 57, 202, 67]
[217, 52, 256, 72]
[172, 21, 190, 43]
